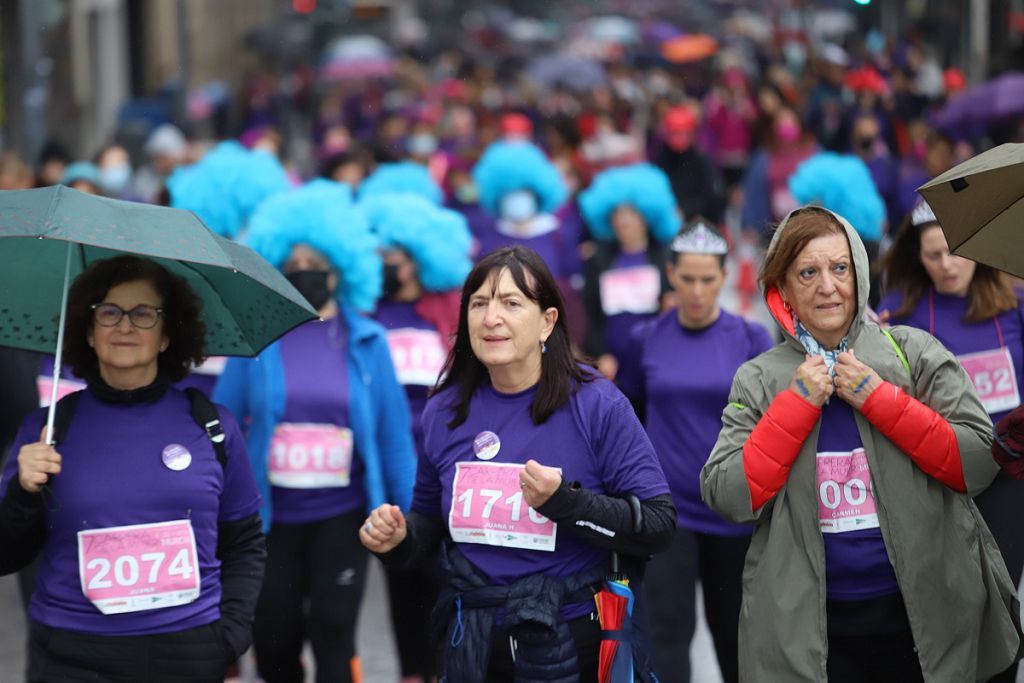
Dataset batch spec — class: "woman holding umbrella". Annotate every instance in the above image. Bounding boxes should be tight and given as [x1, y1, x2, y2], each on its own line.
[0, 255, 265, 681]
[578, 163, 680, 381]
[214, 180, 416, 683]
[360, 245, 675, 682]
[878, 199, 1024, 683]
[701, 205, 1020, 681]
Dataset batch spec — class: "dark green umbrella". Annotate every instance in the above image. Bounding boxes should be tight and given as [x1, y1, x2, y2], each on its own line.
[0, 186, 317, 436]
[917, 142, 1024, 279]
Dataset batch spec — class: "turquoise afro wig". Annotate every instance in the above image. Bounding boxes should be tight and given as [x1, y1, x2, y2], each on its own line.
[472, 141, 567, 216]
[361, 193, 473, 293]
[246, 179, 381, 313]
[359, 161, 443, 205]
[167, 141, 291, 239]
[578, 163, 682, 243]
[788, 152, 885, 243]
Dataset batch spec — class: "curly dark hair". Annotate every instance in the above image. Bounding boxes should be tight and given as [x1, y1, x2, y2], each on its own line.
[64, 256, 206, 382]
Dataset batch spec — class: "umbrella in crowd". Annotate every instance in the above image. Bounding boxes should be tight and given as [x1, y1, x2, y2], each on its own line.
[579, 16, 639, 44]
[0, 185, 317, 437]
[918, 142, 1024, 280]
[661, 34, 719, 64]
[526, 53, 607, 92]
[934, 72, 1024, 130]
[319, 34, 395, 82]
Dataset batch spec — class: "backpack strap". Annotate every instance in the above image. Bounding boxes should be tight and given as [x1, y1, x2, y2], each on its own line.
[48, 390, 83, 445]
[881, 327, 912, 380]
[185, 388, 227, 469]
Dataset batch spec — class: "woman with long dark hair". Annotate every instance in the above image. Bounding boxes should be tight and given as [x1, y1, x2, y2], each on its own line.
[879, 199, 1024, 682]
[360, 245, 675, 682]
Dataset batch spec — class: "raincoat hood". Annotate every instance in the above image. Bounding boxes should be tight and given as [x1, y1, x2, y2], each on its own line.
[763, 206, 870, 351]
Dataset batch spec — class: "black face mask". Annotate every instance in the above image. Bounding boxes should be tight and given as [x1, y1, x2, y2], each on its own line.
[857, 136, 875, 151]
[286, 270, 332, 311]
[381, 263, 402, 300]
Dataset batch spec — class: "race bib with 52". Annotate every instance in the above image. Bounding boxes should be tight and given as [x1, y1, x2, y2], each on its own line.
[959, 347, 1020, 416]
[78, 519, 200, 615]
[269, 423, 353, 489]
[448, 461, 558, 552]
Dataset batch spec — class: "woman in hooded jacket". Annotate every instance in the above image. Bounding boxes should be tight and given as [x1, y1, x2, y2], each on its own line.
[701, 205, 1021, 682]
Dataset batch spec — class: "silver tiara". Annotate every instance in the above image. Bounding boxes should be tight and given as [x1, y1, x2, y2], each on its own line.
[671, 221, 729, 255]
[911, 200, 938, 227]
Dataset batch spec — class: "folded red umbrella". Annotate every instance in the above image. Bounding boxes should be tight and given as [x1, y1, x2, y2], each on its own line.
[595, 553, 635, 683]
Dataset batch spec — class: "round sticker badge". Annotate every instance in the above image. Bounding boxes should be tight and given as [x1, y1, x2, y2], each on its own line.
[161, 444, 192, 471]
[473, 431, 501, 461]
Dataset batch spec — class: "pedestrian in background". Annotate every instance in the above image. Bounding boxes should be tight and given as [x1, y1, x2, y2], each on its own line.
[879, 199, 1024, 683]
[215, 180, 416, 683]
[620, 219, 773, 683]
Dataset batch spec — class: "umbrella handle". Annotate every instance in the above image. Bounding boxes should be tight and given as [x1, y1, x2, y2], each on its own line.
[44, 241, 73, 446]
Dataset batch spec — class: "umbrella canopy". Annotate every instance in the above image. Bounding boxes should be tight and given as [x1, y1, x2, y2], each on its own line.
[526, 53, 607, 92]
[580, 16, 639, 44]
[661, 34, 719, 64]
[934, 72, 1024, 131]
[0, 186, 316, 357]
[319, 34, 395, 81]
[918, 143, 1024, 279]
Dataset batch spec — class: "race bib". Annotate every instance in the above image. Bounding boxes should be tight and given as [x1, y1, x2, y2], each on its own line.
[817, 449, 879, 534]
[386, 328, 446, 387]
[191, 356, 227, 377]
[599, 265, 660, 316]
[771, 187, 798, 220]
[958, 347, 1020, 416]
[269, 423, 353, 488]
[448, 461, 558, 552]
[78, 520, 200, 615]
[38, 376, 86, 407]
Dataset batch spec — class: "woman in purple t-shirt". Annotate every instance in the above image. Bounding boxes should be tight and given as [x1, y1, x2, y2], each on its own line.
[579, 163, 680, 383]
[620, 220, 773, 683]
[879, 198, 1024, 683]
[360, 245, 675, 682]
[0, 256, 264, 682]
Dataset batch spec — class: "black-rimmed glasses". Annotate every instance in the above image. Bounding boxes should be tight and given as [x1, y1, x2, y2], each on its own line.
[91, 303, 164, 329]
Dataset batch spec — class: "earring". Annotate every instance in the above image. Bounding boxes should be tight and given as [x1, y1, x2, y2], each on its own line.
[541, 340, 548, 354]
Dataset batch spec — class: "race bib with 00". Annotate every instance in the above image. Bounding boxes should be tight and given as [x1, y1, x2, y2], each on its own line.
[959, 347, 1020, 416]
[269, 423, 353, 489]
[599, 265, 660, 316]
[448, 461, 558, 552]
[78, 519, 200, 615]
[817, 448, 880, 534]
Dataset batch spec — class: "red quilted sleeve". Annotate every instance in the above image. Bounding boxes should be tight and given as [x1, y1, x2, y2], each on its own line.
[743, 390, 822, 511]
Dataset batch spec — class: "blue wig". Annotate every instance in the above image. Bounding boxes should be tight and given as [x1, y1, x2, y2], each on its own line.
[361, 193, 473, 293]
[472, 141, 567, 215]
[246, 179, 381, 312]
[167, 141, 291, 239]
[788, 153, 885, 242]
[578, 163, 681, 243]
[359, 161, 443, 205]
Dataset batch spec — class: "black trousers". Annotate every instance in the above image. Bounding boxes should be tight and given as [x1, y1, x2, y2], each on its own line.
[28, 620, 231, 682]
[485, 612, 602, 682]
[644, 527, 749, 683]
[826, 593, 923, 683]
[384, 553, 439, 678]
[974, 471, 1024, 683]
[254, 509, 368, 683]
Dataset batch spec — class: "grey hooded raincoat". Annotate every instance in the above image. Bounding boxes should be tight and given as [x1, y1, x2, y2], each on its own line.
[701, 207, 1022, 682]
